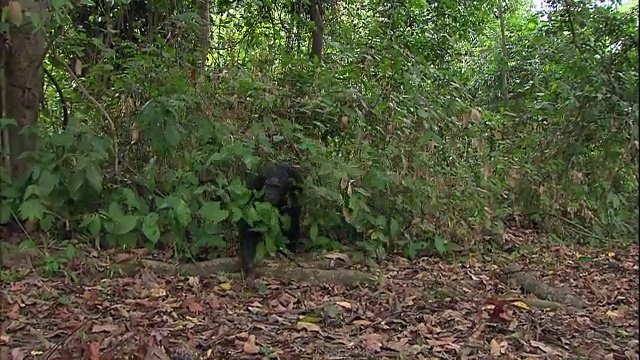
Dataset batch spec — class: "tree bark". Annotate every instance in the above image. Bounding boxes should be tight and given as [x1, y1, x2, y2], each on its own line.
[497, 0, 509, 102]
[4, 0, 48, 178]
[308, 0, 325, 62]
[197, 0, 211, 69]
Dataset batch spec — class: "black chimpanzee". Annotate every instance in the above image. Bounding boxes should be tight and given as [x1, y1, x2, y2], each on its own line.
[238, 162, 303, 276]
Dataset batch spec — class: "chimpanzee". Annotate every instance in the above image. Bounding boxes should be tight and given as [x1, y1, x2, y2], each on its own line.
[238, 162, 303, 276]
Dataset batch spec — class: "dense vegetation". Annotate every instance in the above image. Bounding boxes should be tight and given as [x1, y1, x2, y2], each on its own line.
[1, 0, 638, 270]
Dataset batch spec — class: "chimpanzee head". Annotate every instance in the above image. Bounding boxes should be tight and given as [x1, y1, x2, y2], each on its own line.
[259, 163, 302, 207]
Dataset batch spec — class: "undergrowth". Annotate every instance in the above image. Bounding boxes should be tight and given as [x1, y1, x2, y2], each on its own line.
[1, 2, 637, 273]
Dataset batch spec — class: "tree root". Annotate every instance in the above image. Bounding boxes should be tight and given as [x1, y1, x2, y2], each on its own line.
[499, 264, 586, 309]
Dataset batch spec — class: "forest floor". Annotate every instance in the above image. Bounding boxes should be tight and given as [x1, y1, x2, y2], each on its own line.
[1, 228, 638, 360]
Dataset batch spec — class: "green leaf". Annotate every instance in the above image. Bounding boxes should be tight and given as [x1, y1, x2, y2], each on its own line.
[85, 163, 103, 192]
[195, 233, 225, 248]
[108, 202, 124, 219]
[111, 215, 138, 235]
[29, 12, 41, 29]
[433, 236, 447, 255]
[23, 184, 40, 200]
[80, 214, 102, 237]
[174, 200, 192, 228]
[164, 123, 182, 148]
[142, 212, 160, 244]
[312, 236, 331, 246]
[0, 185, 19, 199]
[310, 223, 319, 239]
[67, 171, 85, 198]
[0, 117, 17, 128]
[389, 218, 400, 238]
[50, 0, 67, 11]
[65, 244, 78, 260]
[0, 201, 10, 223]
[374, 215, 387, 228]
[18, 199, 46, 222]
[37, 170, 58, 196]
[40, 214, 54, 231]
[199, 201, 230, 224]
[30, 165, 42, 181]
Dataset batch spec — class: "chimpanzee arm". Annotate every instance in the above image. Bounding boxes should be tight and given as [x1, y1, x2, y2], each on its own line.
[246, 171, 265, 191]
[239, 219, 263, 275]
[283, 206, 302, 253]
[238, 171, 265, 276]
[282, 163, 303, 191]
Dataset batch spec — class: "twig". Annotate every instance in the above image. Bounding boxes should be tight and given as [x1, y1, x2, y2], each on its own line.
[549, 213, 611, 242]
[50, 52, 119, 172]
[42, 318, 93, 360]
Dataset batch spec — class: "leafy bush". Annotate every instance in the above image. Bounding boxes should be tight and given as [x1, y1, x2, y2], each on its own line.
[2, 0, 637, 271]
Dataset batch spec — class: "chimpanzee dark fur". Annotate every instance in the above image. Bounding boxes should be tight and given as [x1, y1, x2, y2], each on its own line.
[238, 162, 303, 276]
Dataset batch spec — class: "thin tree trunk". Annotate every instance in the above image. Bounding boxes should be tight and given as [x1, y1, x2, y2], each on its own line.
[197, 0, 211, 69]
[308, 0, 324, 62]
[498, 0, 509, 102]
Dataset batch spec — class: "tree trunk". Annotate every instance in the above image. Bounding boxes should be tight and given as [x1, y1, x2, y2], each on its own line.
[497, 0, 509, 102]
[308, 0, 324, 62]
[3, 0, 48, 178]
[197, 0, 211, 69]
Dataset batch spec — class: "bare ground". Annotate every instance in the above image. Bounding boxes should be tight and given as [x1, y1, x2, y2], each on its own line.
[1, 229, 638, 360]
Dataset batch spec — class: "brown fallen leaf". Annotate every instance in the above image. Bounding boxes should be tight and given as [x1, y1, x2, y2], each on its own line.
[59, 349, 73, 360]
[11, 348, 26, 360]
[385, 337, 409, 352]
[296, 321, 321, 332]
[183, 297, 203, 314]
[336, 301, 352, 309]
[489, 338, 507, 356]
[143, 345, 170, 360]
[242, 334, 260, 354]
[362, 333, 384, 353]
[324, 252, 350, 263]
[91, 324, 119, 333]
[87, 341, 101, 360]
[113, 253, 135, 263]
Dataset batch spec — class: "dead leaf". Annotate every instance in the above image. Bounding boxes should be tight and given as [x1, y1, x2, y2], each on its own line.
[91, 324, 119, 333]
[242, 335, 260, 354]
[531, 340, 562, 355]
[183, 298, 203, 313]
[483, 161, 493, 178]
[353, 319, 372, 326]
[324, 252, 350, 262]
[340, 116, 349, 130]
[216, 282, 232, 291]
[149, 287, 166, 297]
[113, 253, 135, 263]
[73, 59, 83, 76]
[7, 1, 22, 27]
[131, 127, 140, 144]
[362, 333, 384, 353]
[340, 177, 348, 190]
[489, 338, 507, 355]
[187, 276, 200, 288]
[461, 108, 482, 125]
[510, 301, 530, 310]
[295, 321, 321, 332]
[11, 348, 25, 360]
[143, 345, 170, 360]
[336, 301, 352, 309]
[385, 337, 409, 352]
[59, 349, 73, 360]
[88, 341, 101, 360]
